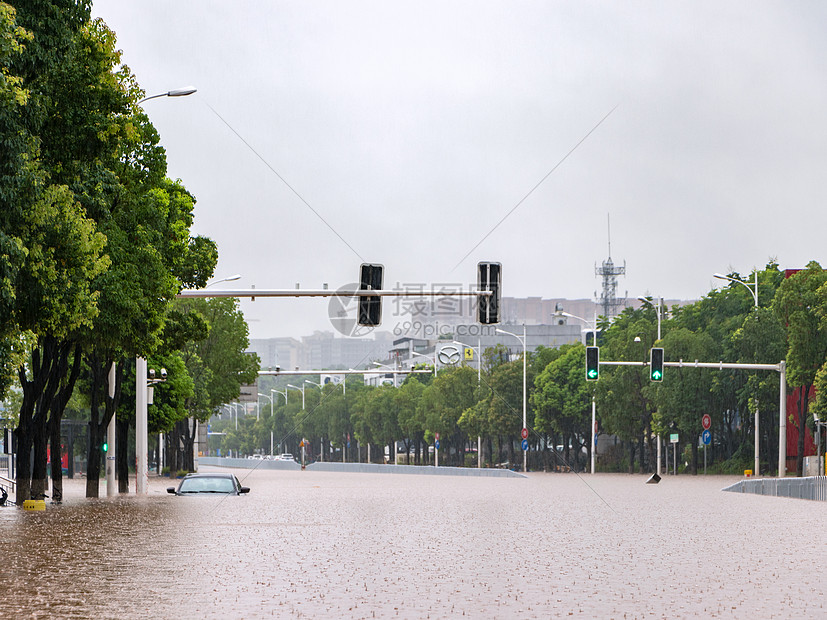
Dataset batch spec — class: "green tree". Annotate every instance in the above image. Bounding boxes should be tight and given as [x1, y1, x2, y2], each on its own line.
[171, 297, 258, 471]
[773, 262, 827, 476]
[533, 344, 591, 471]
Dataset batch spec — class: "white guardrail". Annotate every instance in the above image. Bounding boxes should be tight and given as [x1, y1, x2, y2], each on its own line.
[723, 476, 827, 502]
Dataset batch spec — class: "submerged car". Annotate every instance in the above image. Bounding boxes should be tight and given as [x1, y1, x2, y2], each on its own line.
[167, 473, 250, 496]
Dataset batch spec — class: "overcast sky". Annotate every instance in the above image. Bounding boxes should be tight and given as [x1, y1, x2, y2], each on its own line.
[91, 1, 827, 340]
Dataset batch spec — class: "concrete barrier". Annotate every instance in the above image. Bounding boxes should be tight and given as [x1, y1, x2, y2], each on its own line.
[198, 457, 525, 478]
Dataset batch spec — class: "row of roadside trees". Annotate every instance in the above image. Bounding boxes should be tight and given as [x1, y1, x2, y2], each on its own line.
[214, 261, 827, 477]
[0, 1, 258, 504]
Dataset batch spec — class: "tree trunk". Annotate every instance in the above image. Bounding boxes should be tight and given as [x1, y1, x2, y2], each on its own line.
[15, 337, 61, 504]
[179, 418, 195, 472]
[85, 354, 122, 498]
[49, 413, 63, 504]
[637, 432, 646, 474]
[168, 425, 181, 475]
[48, 343, 82, 504]
[628, 441, 635, 474]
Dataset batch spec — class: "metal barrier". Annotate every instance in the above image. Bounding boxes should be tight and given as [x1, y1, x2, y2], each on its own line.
[0, 474, 15, 501]
[722, 476, 827, 501]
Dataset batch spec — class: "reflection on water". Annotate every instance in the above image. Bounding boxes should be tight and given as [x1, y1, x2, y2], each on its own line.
[0, 468, 823, 618]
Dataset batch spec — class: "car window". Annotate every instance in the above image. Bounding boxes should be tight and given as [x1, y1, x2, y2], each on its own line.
[179, 477, 235, 494]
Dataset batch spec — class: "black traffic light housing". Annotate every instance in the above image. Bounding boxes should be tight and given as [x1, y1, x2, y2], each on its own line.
[650, 347, 664, 382]
[357, 263, 383, 326]
[477, 262, 501, 324]
[586, 346, 599, 381]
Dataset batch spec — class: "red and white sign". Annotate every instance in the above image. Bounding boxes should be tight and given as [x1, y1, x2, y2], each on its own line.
[702, 414, 712, 430]
[521, 427, 528, 440]
[435, 432, 440, 441]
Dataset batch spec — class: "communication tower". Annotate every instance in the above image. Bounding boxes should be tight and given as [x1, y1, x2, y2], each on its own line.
[594, 215, 627, 318]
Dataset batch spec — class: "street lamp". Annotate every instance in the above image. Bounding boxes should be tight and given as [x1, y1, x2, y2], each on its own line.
[304, 381, 324, 459]
[138, 87, 197, 104]
[207, 274, 242, 287]
[636, 296, 663, 341]
[134, 85, 197, 495]
[410, 351, 437, 376]
[271, 388, 287, 406]
[714, 271, 760, 475]
[453, 340, 483, 468]
[496, 325, 527, 473]
[554, 312, 599, 475]
[713, 273, 758, 308]
[287, 384, 305, 409]
[371, 361, 398, 387]
[554, 310, 599, 345]
[258, 392, 273, 416]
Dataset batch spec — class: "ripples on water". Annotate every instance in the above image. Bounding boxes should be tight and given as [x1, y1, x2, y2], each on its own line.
[0, 468, 823, 618]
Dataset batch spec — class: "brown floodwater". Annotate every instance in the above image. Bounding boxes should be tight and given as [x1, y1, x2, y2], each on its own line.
[0, 467, 824, 618]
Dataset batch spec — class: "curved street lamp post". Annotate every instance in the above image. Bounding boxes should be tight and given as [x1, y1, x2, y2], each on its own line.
[496, 325, 527, 473]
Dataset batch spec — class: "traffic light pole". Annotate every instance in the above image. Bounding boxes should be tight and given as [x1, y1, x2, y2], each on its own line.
[598, 358, 787, 477]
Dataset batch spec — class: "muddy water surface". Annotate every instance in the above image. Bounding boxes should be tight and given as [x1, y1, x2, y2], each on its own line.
[0, 468, 823, 618]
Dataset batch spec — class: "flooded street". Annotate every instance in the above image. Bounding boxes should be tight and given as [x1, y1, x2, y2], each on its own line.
[1, 467, 824, 618]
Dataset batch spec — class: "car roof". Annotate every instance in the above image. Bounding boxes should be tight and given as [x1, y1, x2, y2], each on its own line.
[183, 473, 235, 479]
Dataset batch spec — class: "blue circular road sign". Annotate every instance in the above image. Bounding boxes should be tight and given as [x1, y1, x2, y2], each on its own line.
[702, 429, 711, 445]
[521, 438, 528, 451]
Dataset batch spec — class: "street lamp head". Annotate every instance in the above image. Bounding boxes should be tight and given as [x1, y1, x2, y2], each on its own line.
[168, 87, 197, 97]
[206, 274, 242, 288]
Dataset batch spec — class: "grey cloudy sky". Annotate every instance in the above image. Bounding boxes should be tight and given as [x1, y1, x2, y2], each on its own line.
[91, 1, 827, 340]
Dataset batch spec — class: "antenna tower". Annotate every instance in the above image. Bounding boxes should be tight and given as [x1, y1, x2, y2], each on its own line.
[595, 214, 627, 317]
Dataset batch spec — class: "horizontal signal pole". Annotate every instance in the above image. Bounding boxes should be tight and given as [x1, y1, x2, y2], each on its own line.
[178, 289, 492, 299]
[599, 360, 781, 371]
[258, 369, 433, 376]
[597, 357, 787, 478]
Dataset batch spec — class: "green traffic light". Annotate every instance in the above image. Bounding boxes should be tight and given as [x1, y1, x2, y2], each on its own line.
[102, 442, 108, 453]
[585, 346, 599, 381]
[651, 370, 662, 380]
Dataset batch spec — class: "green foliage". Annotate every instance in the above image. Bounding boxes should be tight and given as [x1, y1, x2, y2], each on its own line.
[174, 297, 259, 422]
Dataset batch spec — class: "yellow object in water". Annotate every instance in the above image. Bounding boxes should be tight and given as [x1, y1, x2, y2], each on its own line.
[23, 499, 46, 511]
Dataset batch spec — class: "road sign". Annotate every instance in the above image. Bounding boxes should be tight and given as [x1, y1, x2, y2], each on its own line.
[521, 427, 528, 440]
[702, 414, 711, 430]
[702, 429, 711, 445]
[521, 438, 528, 451]
[670, 433, 679, 444]
[435, 432, 440, 441]
[435, 440, 440, 450]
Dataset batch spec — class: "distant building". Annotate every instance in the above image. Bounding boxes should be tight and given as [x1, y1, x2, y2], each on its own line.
[248, 331, 394, 372]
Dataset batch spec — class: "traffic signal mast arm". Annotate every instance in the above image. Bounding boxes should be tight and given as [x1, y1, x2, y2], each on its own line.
[598, 360, 781, 371]
[178, 289, 493, 298]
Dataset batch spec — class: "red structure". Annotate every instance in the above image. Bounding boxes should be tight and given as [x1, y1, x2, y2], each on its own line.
[785, 387, 817, 472]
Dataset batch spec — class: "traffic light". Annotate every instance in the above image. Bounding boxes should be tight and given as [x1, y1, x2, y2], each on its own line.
[650, 347, 664, 382]
[357, 263, 383, 326]
[477, 262, 501, 324]
[585, 346, 599, 381]
[102, 441, 109, 453]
